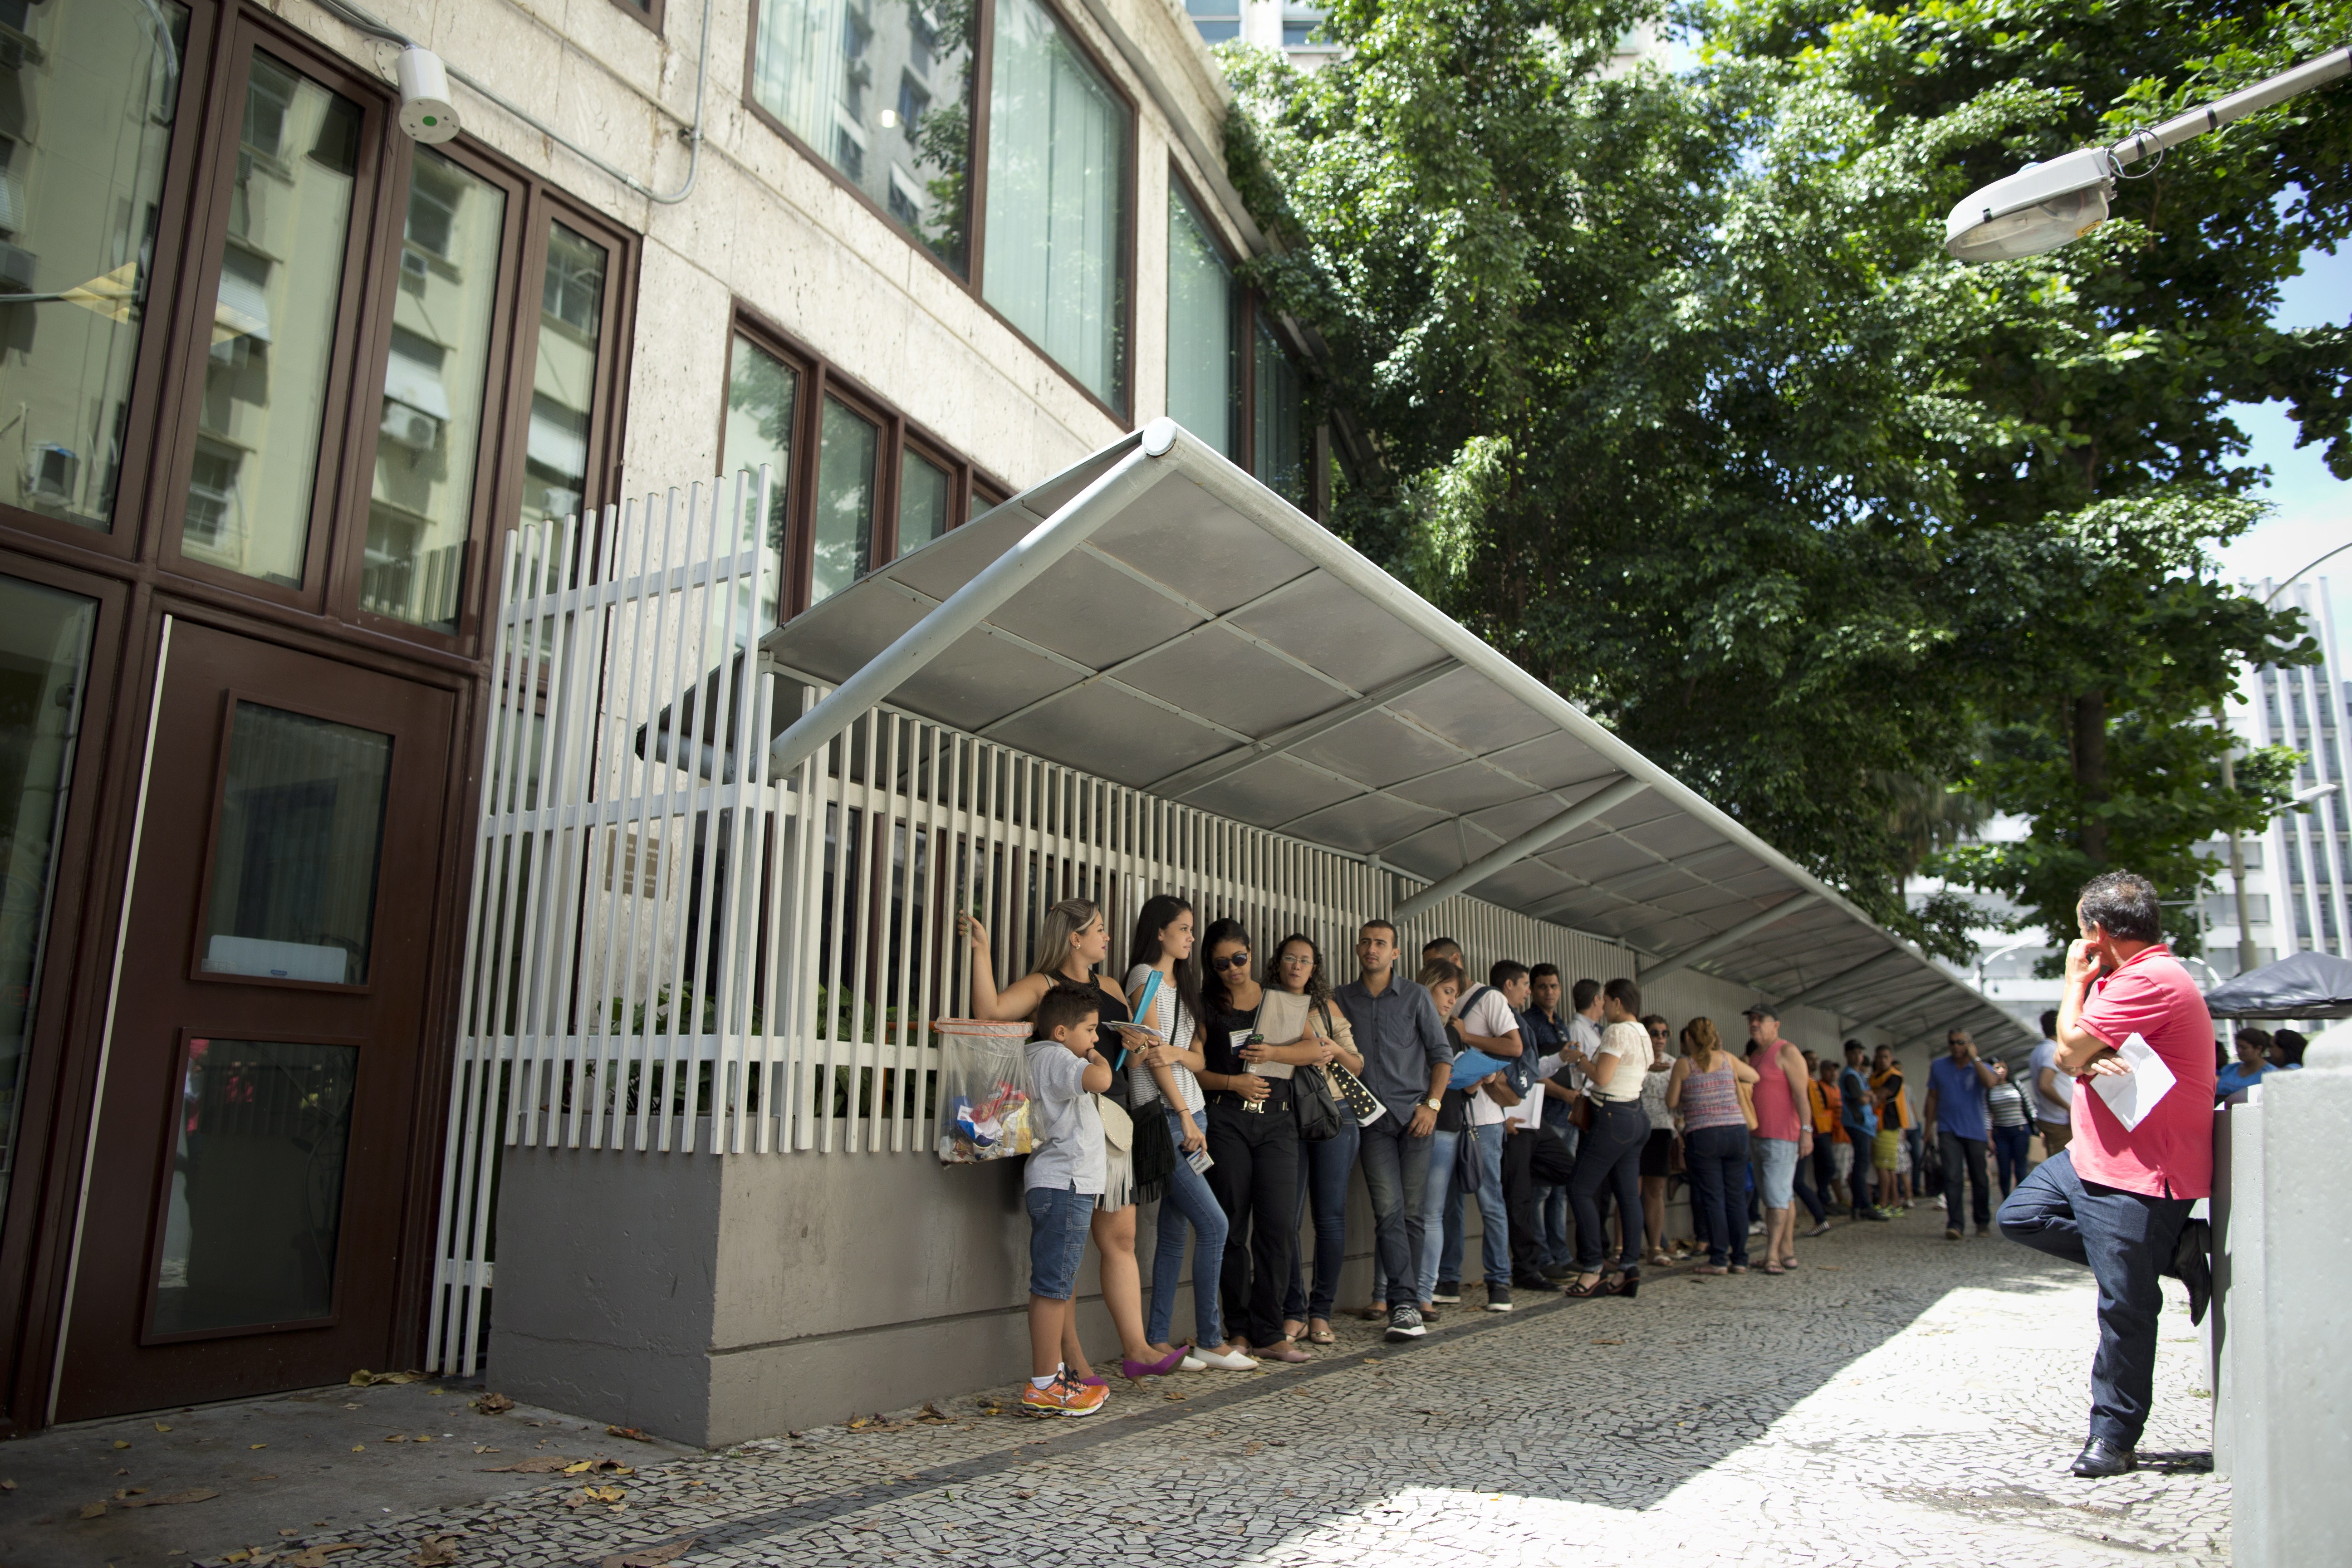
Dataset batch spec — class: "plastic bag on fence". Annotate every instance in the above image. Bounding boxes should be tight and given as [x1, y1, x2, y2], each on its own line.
[933, 1019, 1040, 1164]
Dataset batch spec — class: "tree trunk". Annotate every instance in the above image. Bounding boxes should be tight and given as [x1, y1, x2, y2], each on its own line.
[2074, 689, 2109, 864]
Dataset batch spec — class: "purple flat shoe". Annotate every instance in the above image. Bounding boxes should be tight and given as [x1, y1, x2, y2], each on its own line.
[1121, 1347, 1188, 1380]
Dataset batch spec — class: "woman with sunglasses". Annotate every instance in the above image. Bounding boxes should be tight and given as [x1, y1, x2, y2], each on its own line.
[1195, 919, 1315, 1363]
[1270, 934, 1361, 1346]
[1124, 895, 1254, 1371]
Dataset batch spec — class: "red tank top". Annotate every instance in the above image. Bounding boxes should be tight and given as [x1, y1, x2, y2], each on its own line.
[1749, 1047, 1803, 1141]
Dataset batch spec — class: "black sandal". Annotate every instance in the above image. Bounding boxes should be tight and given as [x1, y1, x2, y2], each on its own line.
[1562, 1275, 1608, 1299]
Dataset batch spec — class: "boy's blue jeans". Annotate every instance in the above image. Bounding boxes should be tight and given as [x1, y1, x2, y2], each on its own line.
[1424, 1124, 1509, 1298]
[1147, 1106, 1229, 1346]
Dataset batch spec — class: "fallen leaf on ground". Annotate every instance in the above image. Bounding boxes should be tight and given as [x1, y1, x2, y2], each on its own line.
[113, 1440, 131, 1449]
[1243, 1442, 1262, 1456]
[916, 1402, 951, 1424]
[1162, 1392, 1186, 1402]
[1590, 1338, 1624, 1346]
[281, 1528, 302, 1536]
[563, 1460, 596, 1475]
[348, 1370, 422, 1387]
[846, 1416, 870, 1430]
[386, 1435, 409, 1443]
[154, 1422, 172, 1432]
[114, 1487, 148, 1498]
[413, 1534, 462, 1565]
[285, 1546, 361, 1568]
[351, 1446, 365, 1453]
[473, 1393, 514, 1415]
[250, 1443, 268, 1450]
[606, 1425, 649, 1441]
[1013, 1489, 1035, 1499]
[79, 1501, 106, 1519]
[119, 1488, 220, 1509]
[0, 1479, 14, 1490]
[474, 1446, 500, 1454]
[599, 1537, 699, 1568]
[480, 1455, 578, 1473]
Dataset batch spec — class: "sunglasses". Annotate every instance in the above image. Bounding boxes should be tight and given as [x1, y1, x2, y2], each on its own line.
[1210, 952, 1252, 972]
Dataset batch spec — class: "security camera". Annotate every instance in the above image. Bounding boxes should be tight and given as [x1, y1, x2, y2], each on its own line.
[397, 46, 460, 144]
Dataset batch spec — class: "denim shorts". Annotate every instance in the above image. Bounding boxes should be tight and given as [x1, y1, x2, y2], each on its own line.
[1756, 1136, 1798, 1209]
[1025, 1184, 1093, 1301]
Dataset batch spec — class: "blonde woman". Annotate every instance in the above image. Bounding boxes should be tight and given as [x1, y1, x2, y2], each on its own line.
[962, 902, 1183, 1382]
[1666, 1018, 1760, 1274]
[1272, 933, 1362, 1345]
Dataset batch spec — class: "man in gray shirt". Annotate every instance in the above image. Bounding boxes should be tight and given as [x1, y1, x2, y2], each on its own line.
[1333, 919, 1451, 1341]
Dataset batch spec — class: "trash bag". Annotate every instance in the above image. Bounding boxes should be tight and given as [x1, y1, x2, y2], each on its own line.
[933, 1019, 1039, 1164]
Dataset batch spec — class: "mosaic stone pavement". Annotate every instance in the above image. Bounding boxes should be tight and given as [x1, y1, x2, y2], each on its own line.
[185, 1205, 2230, 1568]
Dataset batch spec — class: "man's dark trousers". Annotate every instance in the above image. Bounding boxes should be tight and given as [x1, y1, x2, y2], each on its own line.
[1500, 1128, 1576, 1279]
[1938, 1131, 1993, 1228]
[1999, 1149, 2193, 1447]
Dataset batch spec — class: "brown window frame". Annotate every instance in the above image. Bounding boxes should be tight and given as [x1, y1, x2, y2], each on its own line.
[725, 305, 1009, 622]
[740, 0, 1139, 426]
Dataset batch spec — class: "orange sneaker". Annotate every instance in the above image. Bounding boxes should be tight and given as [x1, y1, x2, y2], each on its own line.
[1019, 1374, 1107, 1417]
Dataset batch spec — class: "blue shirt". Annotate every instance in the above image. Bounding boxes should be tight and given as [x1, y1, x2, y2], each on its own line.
[2215, 1060, 2273, 1100]
[1928, 1055, 1991, 1141]
[1333, 974, 1452, 1115]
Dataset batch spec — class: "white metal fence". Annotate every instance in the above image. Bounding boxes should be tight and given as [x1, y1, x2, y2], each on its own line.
[427, 481, 1637, 1374]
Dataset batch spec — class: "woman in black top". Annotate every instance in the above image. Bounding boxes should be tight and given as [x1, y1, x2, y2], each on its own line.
[1196, 918, 1311, 1363]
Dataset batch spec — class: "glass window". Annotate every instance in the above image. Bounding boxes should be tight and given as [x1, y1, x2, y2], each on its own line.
[750, 0, 975, 273]
[1254, 320, 1305, 506]
[201, 702, 392, 987]
[1282, 7, 1328, 48]
[363, 150, 506, 632]
[519, 222, 608, 534]
[723, 333, 800, 628]
[897, 447, 951, 556]
[981, 0, 1129, 412]
[0, 575, 96, 1231]
[151, 1036, 358, 1335]
[1185, 0, 1240, 43]
[181, 54, 363, 587]
[811, 397, 879, 604]
[1166, 184, 1238, 459]
[0, 0, 187, 531]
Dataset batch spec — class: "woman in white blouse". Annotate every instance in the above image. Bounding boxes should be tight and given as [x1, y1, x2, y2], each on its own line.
[1559, 977, 1654, 1298]
[1123, 893, 1254, 1371]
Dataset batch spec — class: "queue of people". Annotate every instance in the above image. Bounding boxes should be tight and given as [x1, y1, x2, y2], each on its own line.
[985, 900, 1980, 1416]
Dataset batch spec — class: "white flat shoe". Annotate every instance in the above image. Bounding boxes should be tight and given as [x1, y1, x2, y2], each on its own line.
[1193, 1346, 1259, 1371]
[1179, 1353, 1206, 1372]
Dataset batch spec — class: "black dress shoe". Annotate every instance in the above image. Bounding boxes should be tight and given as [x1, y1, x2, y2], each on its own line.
[2071, 1437, 2137, 1477]
[2172, 1218, 2213, 1327]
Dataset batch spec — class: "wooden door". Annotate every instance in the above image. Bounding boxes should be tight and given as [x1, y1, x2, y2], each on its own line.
[57, 620, 454, 1417]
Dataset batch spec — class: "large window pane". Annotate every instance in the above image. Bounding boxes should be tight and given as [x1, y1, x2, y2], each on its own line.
[201, 702, 392, 987]
[0, 0, 186, 530]
[363, 150, 506, 632]
[1185, 0, 1240, 43]
[750, 0, 975, 273]
[1166, 185, 1238, 459]
[897, 447, 950, 556]
[981, 0, 1129, 412]
[1254, 321, 1305, 506]
[723, 334, 799, 627]
[518, 222, 608, 535]
[182, 54, 363, 587]
[152, 1037, 357, 1335]
[811, 397, 878, 604]
[0, 576, 95, 1232]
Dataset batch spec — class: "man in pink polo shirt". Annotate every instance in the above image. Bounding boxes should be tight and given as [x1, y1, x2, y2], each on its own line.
[1999, 871, 2216, 1478]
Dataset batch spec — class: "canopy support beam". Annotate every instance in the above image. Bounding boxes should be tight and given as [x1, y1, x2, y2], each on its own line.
[1771, 948, 1922, 1015]
[1392, 775, 1649, 924]
[768, 432, 1166, 779]
[1151, 660, 1460, 802]
[1638, 893, 1823, 985]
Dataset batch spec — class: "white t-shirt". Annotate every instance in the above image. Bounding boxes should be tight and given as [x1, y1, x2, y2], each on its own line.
[1565, 1013, 1602, 1093]
[1455, 987, 1522, 1127]
[1588, 1019, 1653, 1103]
[2027, 1039, 2069, 1124]
[1123, 964, 1204, 1115]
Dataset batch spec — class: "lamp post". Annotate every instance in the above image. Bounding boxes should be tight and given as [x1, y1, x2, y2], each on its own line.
[1945, 47, 2352, 262]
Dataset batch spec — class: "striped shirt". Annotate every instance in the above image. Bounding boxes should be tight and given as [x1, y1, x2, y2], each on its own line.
[1680, 1058, 1745, 1130]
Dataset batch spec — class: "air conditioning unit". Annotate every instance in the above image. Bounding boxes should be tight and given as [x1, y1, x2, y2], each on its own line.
[380, 401, 440, 452]
[29, 444, 76, 500]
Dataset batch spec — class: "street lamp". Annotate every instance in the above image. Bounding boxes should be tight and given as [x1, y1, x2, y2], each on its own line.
[1945, 46, 2352, 262]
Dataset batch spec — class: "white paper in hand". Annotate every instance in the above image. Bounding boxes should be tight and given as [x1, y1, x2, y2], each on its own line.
[2090, 1032, 2176, 1131]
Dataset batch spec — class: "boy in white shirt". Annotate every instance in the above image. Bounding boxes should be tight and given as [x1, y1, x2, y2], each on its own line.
[1021, 985, 1113, 1416]
[1439, 961, 1526, 1310]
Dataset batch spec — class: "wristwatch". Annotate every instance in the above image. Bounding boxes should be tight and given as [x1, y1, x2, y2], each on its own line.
[1421, 1097, 1444, 1112]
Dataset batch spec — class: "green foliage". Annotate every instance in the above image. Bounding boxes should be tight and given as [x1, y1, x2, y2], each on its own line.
[1222, 0, 2347, 958]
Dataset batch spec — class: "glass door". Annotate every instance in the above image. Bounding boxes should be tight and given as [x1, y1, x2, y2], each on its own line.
[57, 622, 454, 1418]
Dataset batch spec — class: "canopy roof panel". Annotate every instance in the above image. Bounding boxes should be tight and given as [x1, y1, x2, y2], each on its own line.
[758, 423, 2031, 1057]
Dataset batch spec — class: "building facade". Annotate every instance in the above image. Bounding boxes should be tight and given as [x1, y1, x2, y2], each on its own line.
[0, 0, 1314, 1435]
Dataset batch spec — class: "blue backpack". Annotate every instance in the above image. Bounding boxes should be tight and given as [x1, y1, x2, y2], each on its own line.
[1840, 1066, 1878, 1139]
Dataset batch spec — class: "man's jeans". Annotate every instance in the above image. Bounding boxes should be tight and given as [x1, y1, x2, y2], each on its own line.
[1938, 1130, 1993, 1229]
[1357, 1108, 1432, 1309]
[1842, 1129, 1877, 1212]
[1999, 1149, 2192, 1447]
[1432, 1123, 1509, 1293]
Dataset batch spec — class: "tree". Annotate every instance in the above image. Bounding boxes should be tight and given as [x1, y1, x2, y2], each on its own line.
[1221, 0, 2343, 958]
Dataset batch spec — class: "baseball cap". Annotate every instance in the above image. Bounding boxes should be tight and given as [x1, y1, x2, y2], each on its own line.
[1742, 1002, 1780, 1020]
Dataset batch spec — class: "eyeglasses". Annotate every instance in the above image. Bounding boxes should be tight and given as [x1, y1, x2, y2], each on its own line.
[1209, 952, 1252, 972]
[1278, 951, 1315, 966]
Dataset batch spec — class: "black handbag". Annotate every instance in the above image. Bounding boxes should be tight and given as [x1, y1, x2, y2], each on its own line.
[1294, 1064, 1343, 1142]
[1128, 1101, 1177, 1201]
